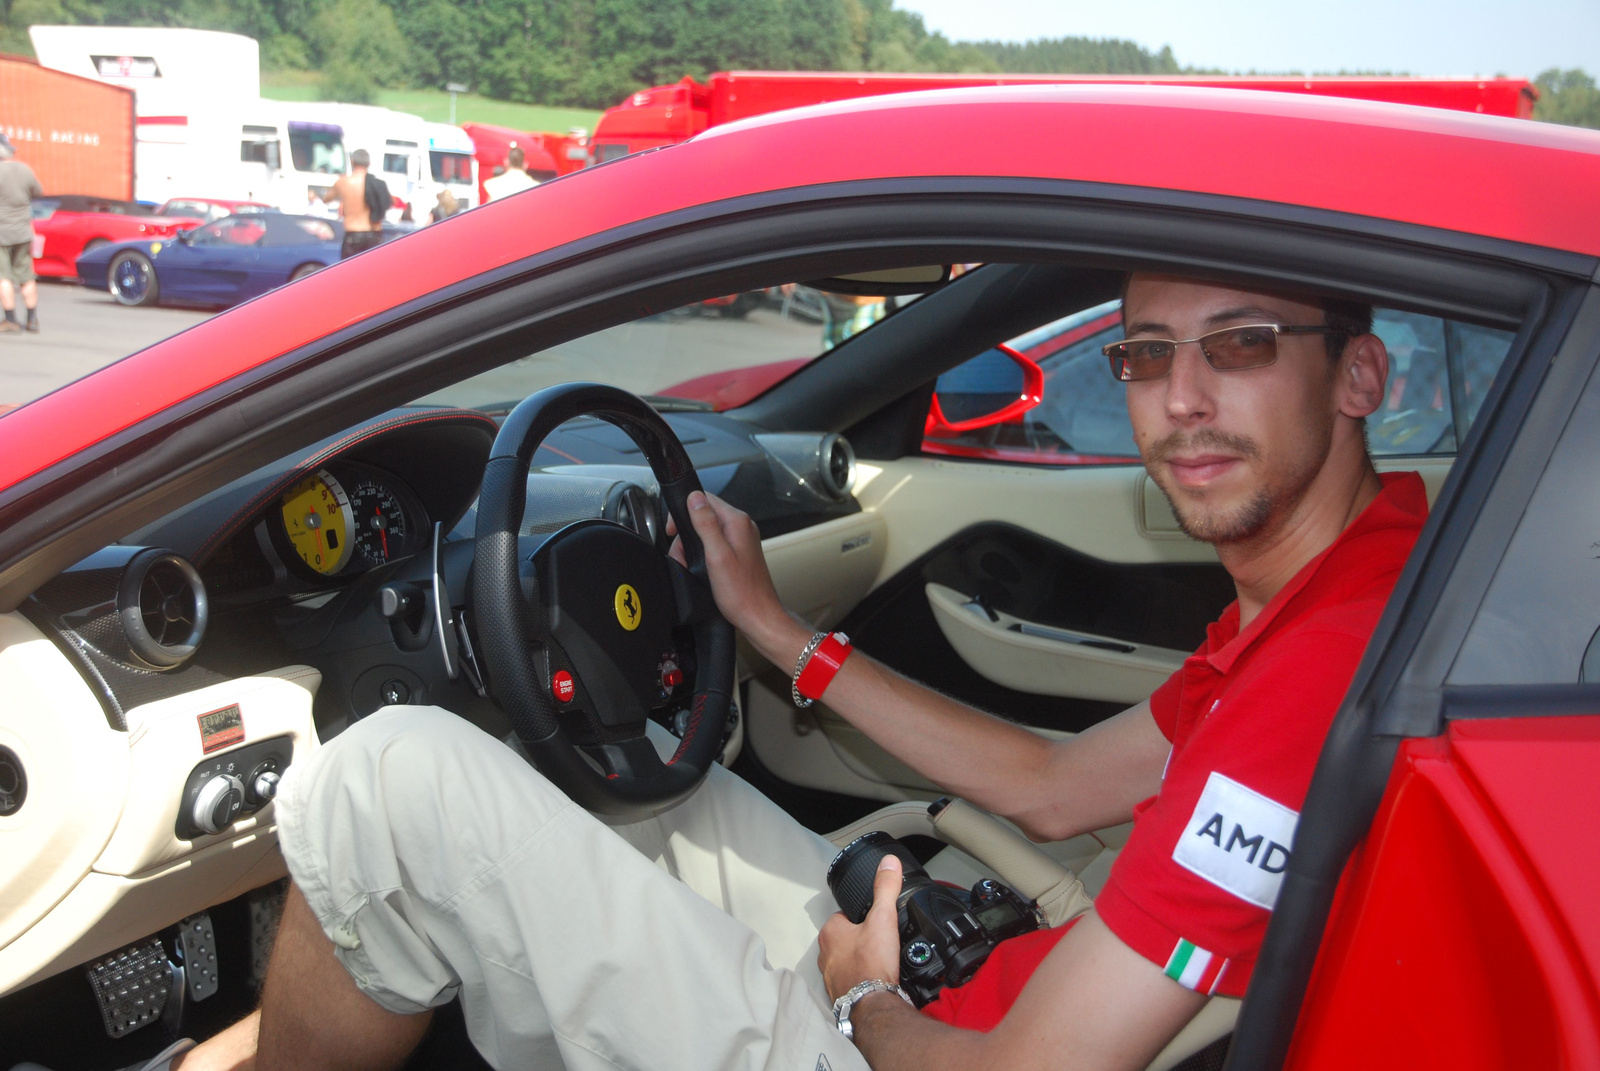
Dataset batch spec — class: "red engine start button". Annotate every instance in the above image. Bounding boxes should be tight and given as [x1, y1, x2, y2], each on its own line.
[552, 670, 576, 703]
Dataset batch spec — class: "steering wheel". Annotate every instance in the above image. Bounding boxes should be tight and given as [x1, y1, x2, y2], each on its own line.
[471, 383, 735, 816]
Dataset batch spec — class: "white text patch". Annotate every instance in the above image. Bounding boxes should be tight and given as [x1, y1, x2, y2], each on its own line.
[1172, 771, 1299, 910]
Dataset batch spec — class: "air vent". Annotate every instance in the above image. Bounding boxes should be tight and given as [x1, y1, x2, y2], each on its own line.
[819, 434, 857, 499]
[117, 549, 209, 671]
[754, 432, 857, 501]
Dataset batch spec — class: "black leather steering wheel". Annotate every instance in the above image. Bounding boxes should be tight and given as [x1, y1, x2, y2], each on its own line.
[471, 383, 735, 815]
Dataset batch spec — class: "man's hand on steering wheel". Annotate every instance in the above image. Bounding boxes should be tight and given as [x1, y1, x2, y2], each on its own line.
[668, 490, 808, 662]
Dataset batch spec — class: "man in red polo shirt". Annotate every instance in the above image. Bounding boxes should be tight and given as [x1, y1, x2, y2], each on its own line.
[705, 272, 1423, 1066]
[163, 272, 1419, 1071]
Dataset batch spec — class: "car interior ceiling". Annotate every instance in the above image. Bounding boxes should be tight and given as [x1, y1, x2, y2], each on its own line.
[5, 182, 1594, 1070]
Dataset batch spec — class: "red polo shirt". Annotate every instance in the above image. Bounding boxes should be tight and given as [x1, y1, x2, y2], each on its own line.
[923, 471, 1428, 1028]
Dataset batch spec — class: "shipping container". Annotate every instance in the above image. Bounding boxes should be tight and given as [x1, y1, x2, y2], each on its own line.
[0, 54, 135, 201]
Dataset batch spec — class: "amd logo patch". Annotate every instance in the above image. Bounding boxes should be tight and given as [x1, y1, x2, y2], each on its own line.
[1171, 771, 1299, 910]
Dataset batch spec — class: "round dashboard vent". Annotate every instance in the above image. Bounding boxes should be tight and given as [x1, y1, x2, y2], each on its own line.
[818, 434, 857, 500]
[117, 549, 209, 671]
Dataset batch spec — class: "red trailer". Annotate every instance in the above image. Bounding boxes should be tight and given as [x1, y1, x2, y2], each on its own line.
[592, 70, 1539, 161]
[460, 122, 590, 205]
[0, 53, 135, 201]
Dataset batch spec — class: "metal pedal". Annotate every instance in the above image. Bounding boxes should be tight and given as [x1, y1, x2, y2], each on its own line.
[85, 936, 173, 1038]
[247, 881, 287, 989]
[176, 911, 219, 1001]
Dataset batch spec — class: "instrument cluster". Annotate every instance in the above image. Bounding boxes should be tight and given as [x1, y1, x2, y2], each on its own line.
[268, 463, 428, 579]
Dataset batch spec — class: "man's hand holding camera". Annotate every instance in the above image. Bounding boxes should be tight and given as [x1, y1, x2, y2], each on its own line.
[819, 854, 906, 1002]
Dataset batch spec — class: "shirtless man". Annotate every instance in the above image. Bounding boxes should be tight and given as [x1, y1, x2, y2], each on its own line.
[323, 149, 385, 259]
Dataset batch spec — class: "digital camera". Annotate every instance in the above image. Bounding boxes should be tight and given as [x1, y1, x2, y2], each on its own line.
[827, 830, 1044, 1006]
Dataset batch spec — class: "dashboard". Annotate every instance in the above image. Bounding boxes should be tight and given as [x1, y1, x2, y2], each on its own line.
[20, 404, 861, 741]
[0, 397, 886, 1002]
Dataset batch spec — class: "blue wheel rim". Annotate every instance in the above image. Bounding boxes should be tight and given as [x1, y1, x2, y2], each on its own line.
[113, 257, 150, 302]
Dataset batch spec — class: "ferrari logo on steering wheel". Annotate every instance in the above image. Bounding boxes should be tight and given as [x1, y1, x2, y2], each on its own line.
[614, 583, 642, 631]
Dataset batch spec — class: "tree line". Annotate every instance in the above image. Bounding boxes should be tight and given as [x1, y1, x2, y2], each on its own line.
[0, 0, 1182, 107]
[1, 0, 1595, 128]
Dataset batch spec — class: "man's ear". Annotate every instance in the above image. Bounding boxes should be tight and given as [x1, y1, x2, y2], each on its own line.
[1338, 334, 1389, 420]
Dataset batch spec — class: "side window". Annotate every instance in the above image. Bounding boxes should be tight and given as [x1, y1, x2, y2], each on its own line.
[923, 302, 1515, 465]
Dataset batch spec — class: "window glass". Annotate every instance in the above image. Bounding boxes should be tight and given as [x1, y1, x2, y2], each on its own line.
[260, 216, 335, 247]
[1450, 348, 1600, 685]
[162, 200, 207, 218]
[382, 152, 410, 175]
[430, 151, 474, 185]
[190, 217, 265, 246]
[240, 140, 279, 168]
[288, 127, 347, 174]
[414, 285, 924, 412]
[923, 301, 1515, 466]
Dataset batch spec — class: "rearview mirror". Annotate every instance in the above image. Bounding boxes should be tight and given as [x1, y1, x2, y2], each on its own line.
[924, 343, 1044, 435]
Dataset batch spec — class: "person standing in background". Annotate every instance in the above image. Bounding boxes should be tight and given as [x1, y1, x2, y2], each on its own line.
[322, 148, 389, 259]
[482, 145, 538, 202]
[429, 189, 460, 223]
[0, 134, 43, 334]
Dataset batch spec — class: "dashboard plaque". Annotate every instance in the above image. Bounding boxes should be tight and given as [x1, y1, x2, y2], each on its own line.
[197, 704, 245, 754]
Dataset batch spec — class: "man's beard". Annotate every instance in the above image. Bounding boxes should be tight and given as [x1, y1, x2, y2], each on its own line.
[1142, 427, 1308, 546]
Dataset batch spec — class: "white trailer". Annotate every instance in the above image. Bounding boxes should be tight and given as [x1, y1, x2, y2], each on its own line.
[27, 25, 258, 114]
[27, 26, 346, 211]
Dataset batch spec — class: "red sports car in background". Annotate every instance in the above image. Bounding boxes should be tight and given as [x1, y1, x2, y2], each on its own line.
[28, 197, 274, 280]
[1, 87, 1598, 1071]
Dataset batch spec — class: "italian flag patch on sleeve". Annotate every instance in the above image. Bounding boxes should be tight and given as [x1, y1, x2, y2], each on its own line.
[1164, 938, 1228, 993]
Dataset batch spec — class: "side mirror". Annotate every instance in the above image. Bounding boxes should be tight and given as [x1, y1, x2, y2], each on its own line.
[924, 343, 1044, 437]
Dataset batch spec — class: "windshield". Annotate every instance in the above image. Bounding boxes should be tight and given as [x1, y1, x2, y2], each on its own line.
[415, 285, 927, 412]
[430, 150, 474, 185]
[288, 126, 347, 175]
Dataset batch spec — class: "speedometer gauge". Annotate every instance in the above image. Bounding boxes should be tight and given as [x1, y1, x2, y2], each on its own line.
[279, 469, 354, 575]
[349, 477, 408, 567]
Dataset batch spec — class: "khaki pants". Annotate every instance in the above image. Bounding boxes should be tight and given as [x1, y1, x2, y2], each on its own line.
[276, 706, 870, 1071]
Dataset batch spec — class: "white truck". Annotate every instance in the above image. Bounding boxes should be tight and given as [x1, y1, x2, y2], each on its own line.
[419, 121, 480, 218]
[288, 103, 431, 223]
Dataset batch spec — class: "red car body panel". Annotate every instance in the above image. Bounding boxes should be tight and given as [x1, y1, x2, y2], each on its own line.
[5, 86, 1600, 498]
[4, 84, 1600, 1062]
[1288, 719, 1600, 1069]
[594, 71, 1539, 155]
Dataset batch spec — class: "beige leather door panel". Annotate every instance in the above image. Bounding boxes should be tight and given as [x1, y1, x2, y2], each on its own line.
[925, 582, 1187, 703]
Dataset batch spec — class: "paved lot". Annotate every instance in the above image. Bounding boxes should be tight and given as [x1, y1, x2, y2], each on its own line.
[0, 281, 213, 413]
[0, 283, 824, 416]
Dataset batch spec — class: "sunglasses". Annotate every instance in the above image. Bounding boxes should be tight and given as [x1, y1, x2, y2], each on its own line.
[1102, 324, 1339, 382]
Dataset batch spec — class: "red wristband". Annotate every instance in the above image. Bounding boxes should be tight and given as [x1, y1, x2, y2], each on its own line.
[796, 631, 853, 701]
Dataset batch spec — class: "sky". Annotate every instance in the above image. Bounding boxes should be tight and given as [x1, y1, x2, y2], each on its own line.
[897, 0, 1600, 79]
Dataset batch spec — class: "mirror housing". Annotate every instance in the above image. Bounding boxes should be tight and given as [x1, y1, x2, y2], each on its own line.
[924, 343, 1044, 437]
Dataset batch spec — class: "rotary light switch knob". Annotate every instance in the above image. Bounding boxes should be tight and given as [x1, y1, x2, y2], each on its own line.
[253, 769, 282, 802]
[192, 773, 245, 835]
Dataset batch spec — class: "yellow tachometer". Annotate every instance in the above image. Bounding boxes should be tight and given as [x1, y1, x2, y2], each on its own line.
[279, 469, 354, 575]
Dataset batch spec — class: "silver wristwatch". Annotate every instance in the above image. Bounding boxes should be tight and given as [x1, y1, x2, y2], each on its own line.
[832, 979, 914, 1040]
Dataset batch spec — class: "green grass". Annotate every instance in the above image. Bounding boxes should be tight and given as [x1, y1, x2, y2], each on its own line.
[261, 77, 602, 133]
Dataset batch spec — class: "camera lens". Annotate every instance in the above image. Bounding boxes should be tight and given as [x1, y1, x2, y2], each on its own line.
[827, 831, 930, 924]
